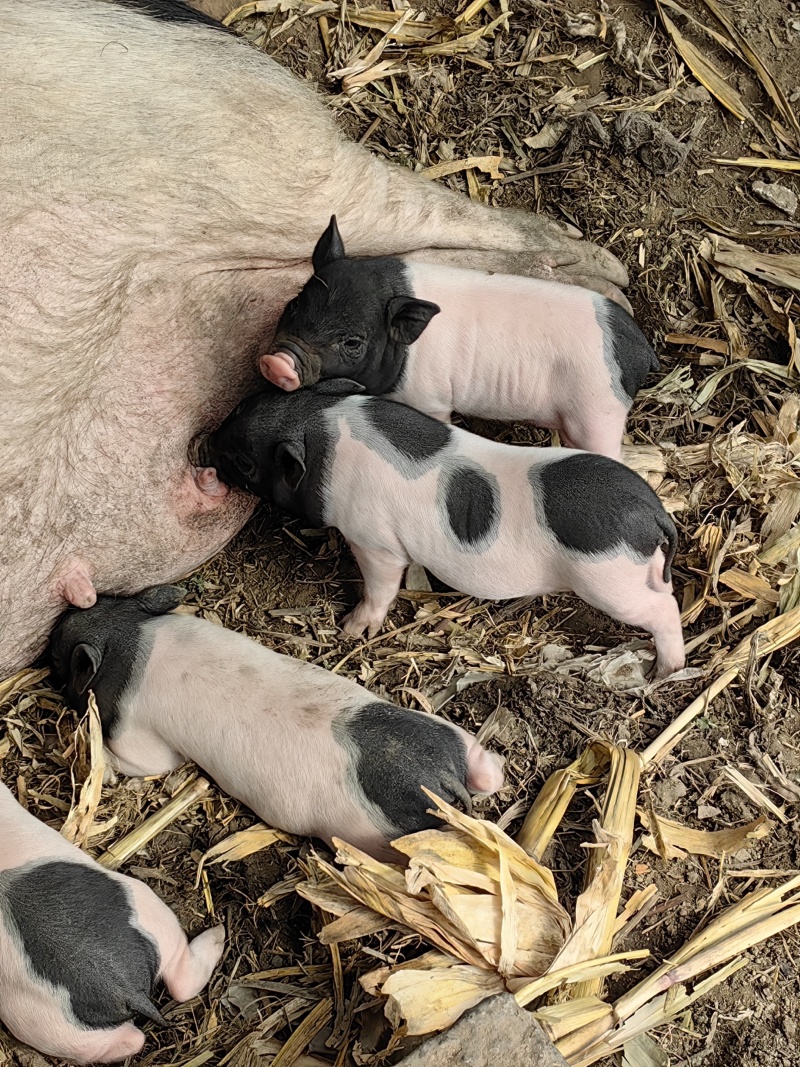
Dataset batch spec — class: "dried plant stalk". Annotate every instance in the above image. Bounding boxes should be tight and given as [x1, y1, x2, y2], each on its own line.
[98, 776, 211, 870]
[516, 741, 612, 860]
[61, 694, 108, 849]
[563, 747, 641, 1000]
[638, 810, 772, 859]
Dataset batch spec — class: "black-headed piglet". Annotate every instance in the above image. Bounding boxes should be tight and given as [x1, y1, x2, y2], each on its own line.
[198, 382, 685, 678]
[49, 586, 505, 863]
[260, 216, 657, 460]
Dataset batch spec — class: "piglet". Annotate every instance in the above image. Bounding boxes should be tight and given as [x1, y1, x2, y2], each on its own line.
[260, 216, 658, 460]
[49, 586, 504, 863]
[198, 381, 685, 678]
[0, 780, 224, 1065]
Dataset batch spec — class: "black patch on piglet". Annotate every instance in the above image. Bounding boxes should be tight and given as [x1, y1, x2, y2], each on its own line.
[597, 298, 659, 402]
[442, 465, 499, 547]
[534, 453, 677, 582]
[49, 585, 185, 733]
[335, 702, 470, 836]
[113, 0, 227, 29]
[362, 396, 450, 463]
[0, 861, 164, 1030]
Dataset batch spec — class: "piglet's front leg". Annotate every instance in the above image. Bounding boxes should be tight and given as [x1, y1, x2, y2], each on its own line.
[341, 543, 408, 639]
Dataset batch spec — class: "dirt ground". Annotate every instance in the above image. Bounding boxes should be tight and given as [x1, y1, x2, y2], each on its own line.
[2, 1, 800, 1065]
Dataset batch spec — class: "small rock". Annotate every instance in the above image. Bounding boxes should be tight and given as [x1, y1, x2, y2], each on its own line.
[752, 179, 798, 217]
[653, 777, 688, 808]
[396, 994, 568, 1067]
[677, 85, 712, 105]
[697, 803, 722, 820]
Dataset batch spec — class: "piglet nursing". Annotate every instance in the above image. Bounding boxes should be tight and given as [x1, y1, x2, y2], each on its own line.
[0, 781, 223, 1065]
[49, 587, 504, 863]
[199, 382, 685, 678]
[261, 217, 659, 460]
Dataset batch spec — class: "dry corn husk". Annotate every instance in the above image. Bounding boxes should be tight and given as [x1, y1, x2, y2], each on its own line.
[638, 809, 772, 860]
[298, 791, 570, 991]
[295, 692, 800, 1063]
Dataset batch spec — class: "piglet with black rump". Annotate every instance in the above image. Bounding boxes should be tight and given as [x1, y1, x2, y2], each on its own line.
[260, 216, 658, 460]
[49, 586, 504, 864]
[197, 381, 685, 679]
[0, 780, 224, 1065]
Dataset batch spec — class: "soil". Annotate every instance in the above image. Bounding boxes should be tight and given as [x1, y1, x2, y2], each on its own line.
[2, 1, 800, 1066]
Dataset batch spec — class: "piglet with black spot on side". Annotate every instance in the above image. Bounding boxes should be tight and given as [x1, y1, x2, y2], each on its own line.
[260, 217, 658, 460]
[0, 780, 224, 1065]
[48, 586, 504, 865]
[198, 381, 685, 679]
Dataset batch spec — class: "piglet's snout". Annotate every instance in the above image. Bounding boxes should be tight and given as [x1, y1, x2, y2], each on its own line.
[259, 351, 301, 391]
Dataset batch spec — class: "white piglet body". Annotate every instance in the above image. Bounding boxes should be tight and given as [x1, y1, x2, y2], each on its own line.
[263, 219, 656, 459]
[0, 782, 224, 1065]
[49, 592, 504, 864]
[201, 388, 685, 679]
[393, 263, 634, 453]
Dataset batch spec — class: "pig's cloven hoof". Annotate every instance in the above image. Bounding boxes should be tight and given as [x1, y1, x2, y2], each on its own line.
[340, 606, 385, 640]
[652, 657, 686, 681]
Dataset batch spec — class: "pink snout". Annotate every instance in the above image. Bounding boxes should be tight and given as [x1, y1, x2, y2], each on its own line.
[259, 351, 301, 391]
[467, 745, 505, 795]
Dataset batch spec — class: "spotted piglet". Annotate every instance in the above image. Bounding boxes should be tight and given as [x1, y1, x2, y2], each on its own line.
[198, 382, 685, 679]
[49, 586, 504, 863]
[0, 780, 224, 1065]
[260, 216, 658, 460]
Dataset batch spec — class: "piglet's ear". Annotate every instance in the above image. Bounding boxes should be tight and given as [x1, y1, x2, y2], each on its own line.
[387, 297, 440, 345]
[138, 585, 186, 616]
[315, 378, 365, 397]
[312, 215, 345, 274]
[70, 642, 102, 696]
[275, 439, 307, 492]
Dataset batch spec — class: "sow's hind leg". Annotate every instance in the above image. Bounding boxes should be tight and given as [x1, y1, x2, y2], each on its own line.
[326, 140, 630, 307]
[171, 6, 629, 301]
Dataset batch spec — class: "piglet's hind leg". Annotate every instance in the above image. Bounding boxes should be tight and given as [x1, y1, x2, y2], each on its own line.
[73, 1022, 145, 1065]
[341, 544, 407, 639]
[162, 926, 225, 1003]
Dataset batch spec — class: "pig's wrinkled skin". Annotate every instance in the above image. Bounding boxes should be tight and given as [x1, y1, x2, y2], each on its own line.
[264, 218, 658, 460]
[0, 781, 224, 1065]
[199, 384, 685, 679]
[0, 0, 630, 678]
[48, 586, 505, 862]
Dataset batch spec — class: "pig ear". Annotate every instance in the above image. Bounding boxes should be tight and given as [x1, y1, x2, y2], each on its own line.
[138, 584, 186, 616]
[275, 439, 307, 492]
[312, 215, 345, 273]
[315, 378, 365, 397]
[70, 642, 102, 696]
[387, 297, 440, 345]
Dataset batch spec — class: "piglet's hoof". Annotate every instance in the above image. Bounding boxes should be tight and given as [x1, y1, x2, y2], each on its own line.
[193, 466, 229, 499]
[340, 607, 384, 640]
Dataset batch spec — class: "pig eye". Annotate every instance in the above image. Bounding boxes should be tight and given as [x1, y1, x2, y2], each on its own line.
[233, 454, 256, 478]
[341, 337, 365, 356]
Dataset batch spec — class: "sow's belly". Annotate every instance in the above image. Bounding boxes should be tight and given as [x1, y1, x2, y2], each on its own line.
[0, 268, 289, 677]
